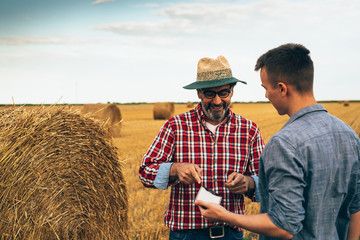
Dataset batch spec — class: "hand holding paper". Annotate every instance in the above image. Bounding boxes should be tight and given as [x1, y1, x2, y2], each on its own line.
[195, 187, 232, 223]
[195, 186, 222, 205]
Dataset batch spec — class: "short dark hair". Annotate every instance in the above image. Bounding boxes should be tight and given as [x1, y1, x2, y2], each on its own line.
[254, 43, 314, 93]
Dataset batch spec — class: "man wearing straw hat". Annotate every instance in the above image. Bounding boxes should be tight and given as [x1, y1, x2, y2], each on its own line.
[139, 56, 264, 239]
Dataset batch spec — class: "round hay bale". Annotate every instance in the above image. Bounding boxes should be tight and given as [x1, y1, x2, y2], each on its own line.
[81, 103, 122, 138]
[186, 101, 194, 108]
[0, 106, 127, 239]
[153, 102, 175, 120]
[343, 101, 350, 107]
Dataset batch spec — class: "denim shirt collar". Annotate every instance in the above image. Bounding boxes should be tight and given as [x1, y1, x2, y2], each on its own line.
[282, 104, 327, 129]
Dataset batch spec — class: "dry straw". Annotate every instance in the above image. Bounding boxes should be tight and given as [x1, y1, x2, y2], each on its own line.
[81, 104, 122, 138]
[153, 102, 175, 120]
[0, 106, 127, 239]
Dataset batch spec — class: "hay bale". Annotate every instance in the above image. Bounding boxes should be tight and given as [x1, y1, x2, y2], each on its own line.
[343, 101, 350, 107]
[153, 102, 175, 120]
[81, 103, 122, 138]
[0, 106, 127, 239]
[186, 102, 194, 108]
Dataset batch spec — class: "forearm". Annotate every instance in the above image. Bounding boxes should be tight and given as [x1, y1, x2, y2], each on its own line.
[225, 212, 293, 239]
[347, 211, 360, 240]
[245, 175, 255, 196]
[169, 162, 178, 177]
[168, 162, 179, 183]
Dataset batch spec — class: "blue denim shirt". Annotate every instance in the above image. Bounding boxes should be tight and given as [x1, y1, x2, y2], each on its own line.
[258, 104, 360, 240]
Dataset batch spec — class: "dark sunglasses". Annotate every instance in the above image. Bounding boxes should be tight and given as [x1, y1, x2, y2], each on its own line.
[200, 88, 232, 99]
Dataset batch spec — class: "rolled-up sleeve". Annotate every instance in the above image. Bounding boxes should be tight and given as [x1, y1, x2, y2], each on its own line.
[251, 175, 260, 202]
[154, 162, 173, 190]
[139, 121, 175, 188]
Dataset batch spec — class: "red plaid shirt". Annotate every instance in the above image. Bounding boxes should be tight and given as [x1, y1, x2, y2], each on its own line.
[139, 103, 264, 231]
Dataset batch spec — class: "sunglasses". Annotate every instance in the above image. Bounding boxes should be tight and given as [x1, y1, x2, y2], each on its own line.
[200, 88, 232, 99]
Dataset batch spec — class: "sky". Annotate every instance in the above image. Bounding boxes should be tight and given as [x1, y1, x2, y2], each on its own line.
[0, 0, 359, 104]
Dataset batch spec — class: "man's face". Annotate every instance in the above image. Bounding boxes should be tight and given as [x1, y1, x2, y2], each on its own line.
[260, 68, 287, 115]
[197, 84, 234, 124]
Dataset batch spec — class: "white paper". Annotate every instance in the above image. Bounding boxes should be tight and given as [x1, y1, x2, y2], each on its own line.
[195, 186, 222, 205]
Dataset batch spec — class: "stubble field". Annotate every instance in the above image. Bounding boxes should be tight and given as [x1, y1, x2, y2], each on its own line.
[1, 102, 359, 239]
[112, 102, 360, 240]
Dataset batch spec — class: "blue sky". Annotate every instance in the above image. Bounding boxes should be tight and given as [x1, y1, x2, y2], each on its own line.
[0, 0, 359, 104]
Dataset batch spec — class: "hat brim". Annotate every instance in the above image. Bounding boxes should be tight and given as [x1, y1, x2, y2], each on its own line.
[183, 77, 247, 90]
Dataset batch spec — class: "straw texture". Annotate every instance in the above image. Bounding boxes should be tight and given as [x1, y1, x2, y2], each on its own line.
[0, 106, 127, 239]
[183, 56, 246, 89]
[81, 104, 122, 138]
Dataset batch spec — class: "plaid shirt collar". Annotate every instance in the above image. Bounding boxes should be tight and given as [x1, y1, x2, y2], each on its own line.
[195, 102, 234, 126]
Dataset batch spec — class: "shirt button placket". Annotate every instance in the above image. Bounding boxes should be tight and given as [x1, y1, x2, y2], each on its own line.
[212, 140, 218, 189]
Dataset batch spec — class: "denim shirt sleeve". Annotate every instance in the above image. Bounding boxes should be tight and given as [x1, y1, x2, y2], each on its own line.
[263, 136, 306, 235]
[251, 175, 260, 202]
[154, 162, 173, 190]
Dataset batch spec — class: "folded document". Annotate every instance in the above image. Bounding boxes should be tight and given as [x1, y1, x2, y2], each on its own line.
[195, 186, 222, 205]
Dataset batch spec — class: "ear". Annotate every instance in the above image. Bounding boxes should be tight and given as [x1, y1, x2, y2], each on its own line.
[278, 82, 288, 97]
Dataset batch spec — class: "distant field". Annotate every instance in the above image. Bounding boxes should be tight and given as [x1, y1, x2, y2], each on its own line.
[1, 102, 359, 239]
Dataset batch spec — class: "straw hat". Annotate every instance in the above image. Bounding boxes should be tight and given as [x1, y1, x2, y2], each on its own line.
[183, 55, 247, 89]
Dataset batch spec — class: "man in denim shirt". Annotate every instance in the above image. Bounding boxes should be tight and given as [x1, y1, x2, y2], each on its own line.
[196, 43, 360, 239]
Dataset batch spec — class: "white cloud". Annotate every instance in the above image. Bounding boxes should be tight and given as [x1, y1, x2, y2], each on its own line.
[136, 3, 159, 8]
[93, 19, 197, 35]
[92, 0, 360, 38]
[91, 0, 115, 5]
[0, 34, 187, 47]
[0, 36, 74, 45]
[0, 36, 119, 46]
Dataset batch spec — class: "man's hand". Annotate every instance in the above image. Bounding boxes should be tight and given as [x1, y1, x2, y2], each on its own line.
[225, 172, 255, 194]
[170, 163, 202, 185]
[195, 200, 231, 223]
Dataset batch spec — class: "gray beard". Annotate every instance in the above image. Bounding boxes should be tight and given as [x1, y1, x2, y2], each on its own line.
[201, 101, 229, 122]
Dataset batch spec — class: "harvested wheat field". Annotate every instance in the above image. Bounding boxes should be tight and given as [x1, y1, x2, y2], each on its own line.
[113, 102, 360, 240]
[0, 102, 359, 240]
